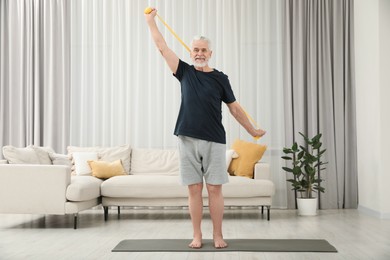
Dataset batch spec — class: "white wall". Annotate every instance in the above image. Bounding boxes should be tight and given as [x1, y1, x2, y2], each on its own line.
[378, 0, 390, 217]
[355, 0, 390, 218]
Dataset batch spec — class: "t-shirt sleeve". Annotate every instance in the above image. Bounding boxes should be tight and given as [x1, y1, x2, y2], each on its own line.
[221, 75, 236, 104]
[173, 59, 189, 81]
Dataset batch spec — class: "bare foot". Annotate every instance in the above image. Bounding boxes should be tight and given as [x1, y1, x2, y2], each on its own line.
[189, 236, 202, 249]
[213, 235, 227, 249]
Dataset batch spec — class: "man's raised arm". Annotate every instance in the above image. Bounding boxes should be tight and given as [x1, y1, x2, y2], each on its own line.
[145, 8, 179, 74]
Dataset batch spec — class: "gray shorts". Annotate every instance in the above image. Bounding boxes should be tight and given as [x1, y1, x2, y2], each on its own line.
[178, 135, 229, 186]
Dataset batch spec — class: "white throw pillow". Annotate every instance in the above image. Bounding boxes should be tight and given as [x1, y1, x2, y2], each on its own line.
[2, 145, 56, 165]
[2, 145, 41, 164]
[49, 152, 72, 167]
[31, 146, 54, 165]
[226, 149, 239, 169]
[73, 152, 98, 175]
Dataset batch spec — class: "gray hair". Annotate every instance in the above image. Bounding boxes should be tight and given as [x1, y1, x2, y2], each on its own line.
[191, 35, 212, 51]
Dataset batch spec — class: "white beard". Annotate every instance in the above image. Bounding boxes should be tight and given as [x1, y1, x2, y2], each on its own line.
[193, 60, 208, 68]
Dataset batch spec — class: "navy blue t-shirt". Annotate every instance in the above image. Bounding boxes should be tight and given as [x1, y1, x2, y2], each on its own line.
[173, 59, 236, 144]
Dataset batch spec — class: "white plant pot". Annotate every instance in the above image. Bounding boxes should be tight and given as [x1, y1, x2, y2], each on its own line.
[297, 198, 318, 216]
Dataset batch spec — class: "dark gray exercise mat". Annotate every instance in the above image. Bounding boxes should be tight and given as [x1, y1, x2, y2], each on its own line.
[112, 239, 337, 252]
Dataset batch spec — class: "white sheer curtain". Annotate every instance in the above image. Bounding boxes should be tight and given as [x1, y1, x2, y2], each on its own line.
[70, 0, 287, 208]
[0, 0, 70, 153]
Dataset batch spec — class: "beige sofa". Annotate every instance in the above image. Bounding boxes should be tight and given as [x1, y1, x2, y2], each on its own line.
[0, 145, 275, 229]
[0, 164, 102, 229]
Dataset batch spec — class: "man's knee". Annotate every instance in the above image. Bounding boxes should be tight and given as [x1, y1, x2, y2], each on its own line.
[188, 183, 203, 196]
[206, 184, 222, 196]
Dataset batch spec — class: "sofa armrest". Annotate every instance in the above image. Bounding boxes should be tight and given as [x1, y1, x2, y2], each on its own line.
[253, 162, 270, 180]
[0, 164, 71, 214]
[0, 160, 8, 164]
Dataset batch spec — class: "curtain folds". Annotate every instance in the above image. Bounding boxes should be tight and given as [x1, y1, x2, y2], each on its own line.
[283, 0, 358, 209]
[0, 0, 70, 153]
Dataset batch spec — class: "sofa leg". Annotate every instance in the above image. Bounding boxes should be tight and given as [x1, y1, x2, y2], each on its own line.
[267, 206, 271, 221]
[261, 206, 264, 215]
[103, 206, 108, 221]
[74, 213, 78, 229]
[118, 206, 121, 218]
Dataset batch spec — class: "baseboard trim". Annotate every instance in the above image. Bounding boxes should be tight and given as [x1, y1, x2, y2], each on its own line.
[358, 205, 390, 219]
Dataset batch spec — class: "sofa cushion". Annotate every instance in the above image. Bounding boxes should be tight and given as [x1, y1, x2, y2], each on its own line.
[101, 175, 274, 199]
[31, 146, 54, 164]
[66, 176, 103, 201]
[49, 152, 72, 167]
[224, 176, 275, 197]
[2, 145, 53, 165]
[3, 146, 39, 164]
[101, 175, 187, 198]
[130, 149, 179, 176]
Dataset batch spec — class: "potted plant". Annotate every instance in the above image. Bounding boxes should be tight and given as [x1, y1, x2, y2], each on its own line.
[281, 132, 327, 216]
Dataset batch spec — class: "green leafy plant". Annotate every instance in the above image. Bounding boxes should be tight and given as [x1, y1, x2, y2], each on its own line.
[282, 132, 327, 198]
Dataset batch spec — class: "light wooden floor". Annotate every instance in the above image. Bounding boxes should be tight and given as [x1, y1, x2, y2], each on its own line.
[1, 207, 389, 260]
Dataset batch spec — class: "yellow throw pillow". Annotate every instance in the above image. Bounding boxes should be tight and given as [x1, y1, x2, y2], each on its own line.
[88, 159, 126, 179]
[228, 139, 267, 178]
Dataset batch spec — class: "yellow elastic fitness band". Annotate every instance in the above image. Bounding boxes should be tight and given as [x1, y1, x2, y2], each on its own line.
[145, 7, 190, 52]
[242, 109, 260, 140]
[145, 7, 261, 141]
